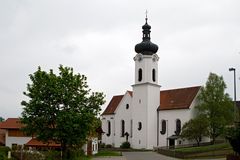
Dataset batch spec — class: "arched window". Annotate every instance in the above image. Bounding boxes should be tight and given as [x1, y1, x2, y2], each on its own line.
[130, 119, 133, 137]
[107, 120, 111, 137]
[138, 68, 142, 82]
[126, 104, 129, 109]
[138, 122, 142, 131]
[121, 120, 125, 137]
[152, 69, 156, 82]
[160, 120, 166, 135]
[175, 119, 181, 135]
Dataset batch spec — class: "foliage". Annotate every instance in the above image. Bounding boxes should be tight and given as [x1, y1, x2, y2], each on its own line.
[120, 141, 130, 149]
[181, 115, 209, 146]
[21, 65, 105, 159]
[0, 117, 4, 122]
[196, 72, 234, 144]
[226, 126, 240, 155]
[12, 150, 44, 160]
[95, 150, 121, 156]
[44, 150, 61, 160]
[99, 143, 105, 148]
[105, 144, 112, 148]
[0, 146, 10, 160]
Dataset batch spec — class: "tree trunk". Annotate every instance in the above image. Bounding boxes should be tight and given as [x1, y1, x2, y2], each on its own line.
[61, 143, 70, 160]
[212, 135, 216, 144]
[195, 138, 200, 146]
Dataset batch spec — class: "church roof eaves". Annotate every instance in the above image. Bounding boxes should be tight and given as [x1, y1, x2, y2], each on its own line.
[127, 91, 133, 97]
[101, 95, 124, 115]
[158, 86, 201, 111]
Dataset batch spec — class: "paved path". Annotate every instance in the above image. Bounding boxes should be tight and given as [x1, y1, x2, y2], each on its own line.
[92, 156, 126, 160]
[123, 152, 181, 160]
[93, 152, 226, 160]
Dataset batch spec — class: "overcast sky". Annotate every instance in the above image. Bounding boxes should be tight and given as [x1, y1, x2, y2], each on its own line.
[0, 0, 240, 119]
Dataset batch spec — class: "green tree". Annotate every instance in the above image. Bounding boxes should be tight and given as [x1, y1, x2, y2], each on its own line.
[21, 65, 105, 159]
[181, 116, 209, 146]
[196, 72, 234, 144]
[0, 117, 4, 122]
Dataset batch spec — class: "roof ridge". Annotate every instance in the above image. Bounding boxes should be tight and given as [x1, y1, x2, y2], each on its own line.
[161, 86, 201, 92]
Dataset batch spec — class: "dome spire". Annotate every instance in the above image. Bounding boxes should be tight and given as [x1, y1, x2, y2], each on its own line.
[135, 15, 158, 55]
[145, 10, 148, 23]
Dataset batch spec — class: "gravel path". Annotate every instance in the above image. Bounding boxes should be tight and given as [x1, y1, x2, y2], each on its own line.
[93, 152, 226, 160]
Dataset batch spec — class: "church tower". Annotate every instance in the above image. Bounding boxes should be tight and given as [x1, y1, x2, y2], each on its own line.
[132, 17, 160, 149]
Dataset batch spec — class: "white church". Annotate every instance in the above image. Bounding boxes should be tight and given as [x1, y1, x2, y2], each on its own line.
[101, 18, 206, 149]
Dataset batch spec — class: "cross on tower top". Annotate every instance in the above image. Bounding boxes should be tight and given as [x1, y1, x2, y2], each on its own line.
[145, 10, 148, 22]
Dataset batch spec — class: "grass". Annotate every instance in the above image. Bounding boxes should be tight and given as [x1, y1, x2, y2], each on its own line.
[174, 143, 232, 153]
[78, 156, 92, 160]
[94, 150, 122, 157]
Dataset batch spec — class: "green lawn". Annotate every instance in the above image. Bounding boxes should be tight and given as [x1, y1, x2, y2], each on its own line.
[174, 143, 232, 153]
[94, 150, 122, 157]
[78, 156, 91, 160]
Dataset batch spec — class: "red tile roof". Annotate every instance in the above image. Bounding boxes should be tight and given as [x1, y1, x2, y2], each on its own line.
[0, 118, 24, 129]
[158, 86, 201, 110]
[26, 138, 61, 148]
[101, 86, 201, 115]
[102, 95, 124, 115]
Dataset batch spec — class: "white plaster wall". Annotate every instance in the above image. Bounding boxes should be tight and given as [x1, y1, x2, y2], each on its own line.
[157, 94, 210, 147]
[158, 109, 192, 147]
[132, 85, 148, 149]
[5, 131, 31, 148]
[146, 84, 160, 149]
[114, 92, 132, 147]
[82, 144, 87, 155]
[101, 115, 115, 146]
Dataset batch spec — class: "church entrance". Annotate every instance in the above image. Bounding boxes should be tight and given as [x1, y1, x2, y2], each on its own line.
[168, 135, 178, 149]
[169, 139, 175, 148]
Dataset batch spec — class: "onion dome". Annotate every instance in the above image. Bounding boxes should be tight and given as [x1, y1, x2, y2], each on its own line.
[135, 17, 158, 55]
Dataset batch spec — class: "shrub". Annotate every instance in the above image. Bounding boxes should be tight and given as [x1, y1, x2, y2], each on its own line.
[12, 150, 45, 160]
[105, 144, 112, 148]
[0, 146, 10, 153]
[226, 126, 240, 155]
[44, 150, 61, 160]
[99, 143, 105, 148]
[120, 141, 130, 149]
[0, 146, 10, 160]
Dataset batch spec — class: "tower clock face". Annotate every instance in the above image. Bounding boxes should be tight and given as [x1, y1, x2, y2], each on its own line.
[137, 54, 143, 61]
[134, 54, 143, 62]
[152, 54, 159, 62]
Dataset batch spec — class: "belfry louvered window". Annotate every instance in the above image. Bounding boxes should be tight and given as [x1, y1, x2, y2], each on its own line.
[138, 68, 142, 82]
[152, 69, 156, 82]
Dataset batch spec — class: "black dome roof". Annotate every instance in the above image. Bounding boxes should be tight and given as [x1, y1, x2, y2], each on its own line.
[135, 18, 158, 55]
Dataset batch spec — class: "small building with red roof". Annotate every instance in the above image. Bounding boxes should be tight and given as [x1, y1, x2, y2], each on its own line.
[0, 118, 31, 148]
[0, 118, 99, 155]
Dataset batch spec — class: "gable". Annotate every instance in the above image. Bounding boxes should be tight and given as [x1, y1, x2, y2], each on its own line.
[101, 95, 124, 115]
[158, 86, 201, 110]
[102, 91, 132, 116]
